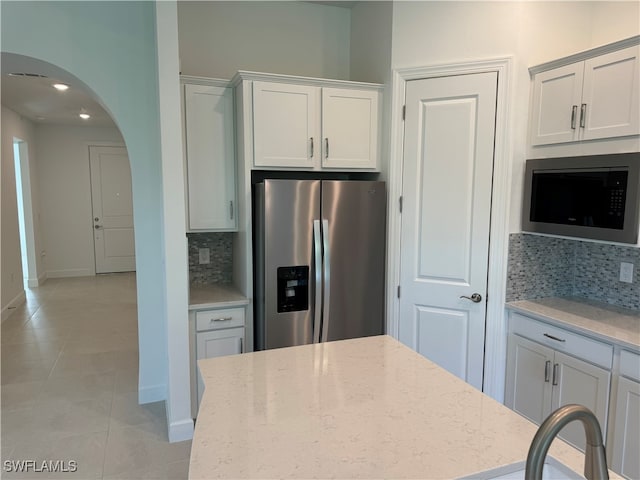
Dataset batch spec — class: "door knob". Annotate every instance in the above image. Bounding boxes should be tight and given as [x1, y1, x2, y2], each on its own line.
[460, 293, 482, 303]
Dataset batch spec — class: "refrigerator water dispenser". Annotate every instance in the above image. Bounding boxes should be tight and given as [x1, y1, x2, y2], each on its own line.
[277, 266, 309, 313]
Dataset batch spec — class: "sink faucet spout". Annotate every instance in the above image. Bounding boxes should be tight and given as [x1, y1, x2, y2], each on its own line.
[525, 404, 608, 480]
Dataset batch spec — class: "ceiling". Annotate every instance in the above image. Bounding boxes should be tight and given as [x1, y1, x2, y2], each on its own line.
[1, 68, 116, 128]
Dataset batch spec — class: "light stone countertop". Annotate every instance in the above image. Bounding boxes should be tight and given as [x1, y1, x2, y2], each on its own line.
[189, 335, 613, 479]
[189, 283, 249, 310]
[506, 297, 640, 351]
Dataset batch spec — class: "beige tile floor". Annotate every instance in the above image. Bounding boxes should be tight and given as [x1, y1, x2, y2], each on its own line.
[1, 274, 192, 479]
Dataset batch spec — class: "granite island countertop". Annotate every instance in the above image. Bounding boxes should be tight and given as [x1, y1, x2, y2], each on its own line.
[189, 283, 249, 310]
[189, 335, 616, 479]
[506, 297, 640, 351]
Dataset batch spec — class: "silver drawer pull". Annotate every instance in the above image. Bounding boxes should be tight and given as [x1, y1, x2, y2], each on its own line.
[211, 316, 233, 322]
[543, 333, 566, 343]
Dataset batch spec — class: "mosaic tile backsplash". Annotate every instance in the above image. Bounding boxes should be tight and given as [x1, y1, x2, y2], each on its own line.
[188, 233, 233, 285]
[507, 233, 640, 311]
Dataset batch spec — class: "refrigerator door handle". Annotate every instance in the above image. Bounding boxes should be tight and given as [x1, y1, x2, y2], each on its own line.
[321, 219, 331, 342]
[312, 220, 322, 343]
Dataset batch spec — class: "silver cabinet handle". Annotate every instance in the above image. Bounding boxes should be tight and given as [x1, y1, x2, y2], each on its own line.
[552, 363, 559, 386]
[459, 293, 482, 303]
[580, 103, 586, 128]
[570, 105, 577, 129]
[325, 138, 329, 158]
[543, 333, 566, 343]
[229, 201, 234, 220]
[211, 317, 233, 322]
[310, 137, 314, 158]
[544, 360, 551, 382]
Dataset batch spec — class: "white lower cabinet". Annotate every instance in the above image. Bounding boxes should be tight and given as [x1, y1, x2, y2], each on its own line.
[609, 350, 640, 479]
[191, 307, 245, 413]
[505, 313, 612, 452]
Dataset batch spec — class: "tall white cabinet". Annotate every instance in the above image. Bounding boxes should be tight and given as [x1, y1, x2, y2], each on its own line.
[182, 77, 238, 231]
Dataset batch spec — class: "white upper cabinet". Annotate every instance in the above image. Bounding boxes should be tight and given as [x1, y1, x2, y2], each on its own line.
[253, 82, 319, 168]
[236, 72, 382, 171]
[581, 46, 640, 141]
[183, 81, 237, 231]
[530, 41, 640, 147]
[321, 88, 379, 169]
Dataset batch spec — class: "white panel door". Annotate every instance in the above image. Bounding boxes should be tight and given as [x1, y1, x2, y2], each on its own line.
[530, 62, 584, 146]
[252, 81, 319, 168]
[552, 351, 611, 452]
[581, 45, 640, 141]
[89, 146, 135, 274]
[321, 87, 378, 170]
[610, 376, 640, 479]
[184, 84, 237, 231]
[398, 72, 497, 390]
[505, 334, 554, 426]
[196, 327, 244, 406]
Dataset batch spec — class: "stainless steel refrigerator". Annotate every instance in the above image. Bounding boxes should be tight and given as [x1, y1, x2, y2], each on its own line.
[254, 179, 386, 350]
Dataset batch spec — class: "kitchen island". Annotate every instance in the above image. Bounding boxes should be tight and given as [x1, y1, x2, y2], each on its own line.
[189, 335, 597, 479]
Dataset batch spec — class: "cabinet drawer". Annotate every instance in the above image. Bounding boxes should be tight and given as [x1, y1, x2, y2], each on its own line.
[195, 307, 245, 331]
[620, 349, 640, 382]
[510, 313, 613, 369]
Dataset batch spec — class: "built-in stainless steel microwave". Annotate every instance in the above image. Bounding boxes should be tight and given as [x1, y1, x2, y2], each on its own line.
[522, 153, 640, 244]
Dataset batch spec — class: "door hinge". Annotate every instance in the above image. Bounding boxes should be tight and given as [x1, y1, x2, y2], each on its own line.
[397, 285, 401, 298]
[402, 105, 406, 120]
[399, 196, 403, 213]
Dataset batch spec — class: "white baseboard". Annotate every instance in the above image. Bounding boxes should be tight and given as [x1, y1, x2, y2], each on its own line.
[1, 290, 26, 322]
[138, 384, 166, 404]
[47, 268, 93, 278]
[168, 417, 194, 443]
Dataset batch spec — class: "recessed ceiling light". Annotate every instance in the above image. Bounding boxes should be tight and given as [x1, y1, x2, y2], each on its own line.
[79, 113, 91, 120]
[53, 83, 69, 91]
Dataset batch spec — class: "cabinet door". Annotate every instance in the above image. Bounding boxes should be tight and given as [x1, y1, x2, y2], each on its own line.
[505, 334, 554, 425]
[196, 327, 244, 406]
[530, 62, 584, 146]
[252, 81, 319, 168]
[321, 88, 379, 170]
[552, 351, 611, 452]
[581, 45, 640, 141]
[610, 376, 640, 480]
[184, 84, 237, 231]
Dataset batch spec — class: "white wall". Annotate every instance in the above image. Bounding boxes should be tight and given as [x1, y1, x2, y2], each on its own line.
[391, 1, 640, 234]
[1, 106, 37, 318]
[33, 125, 124, 278]
[2, 1, 170, 408]
[177, 1, 351, 79]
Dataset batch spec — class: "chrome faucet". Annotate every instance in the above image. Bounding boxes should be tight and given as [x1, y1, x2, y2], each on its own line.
[525, 404, 608, 480]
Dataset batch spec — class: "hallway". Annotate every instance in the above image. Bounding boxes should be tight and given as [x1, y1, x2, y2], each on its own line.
[1, 274, 191, 479]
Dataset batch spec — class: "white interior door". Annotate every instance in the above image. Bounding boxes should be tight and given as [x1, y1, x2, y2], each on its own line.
[89, 145, 135, 274]
[398, 72, 497, 390]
